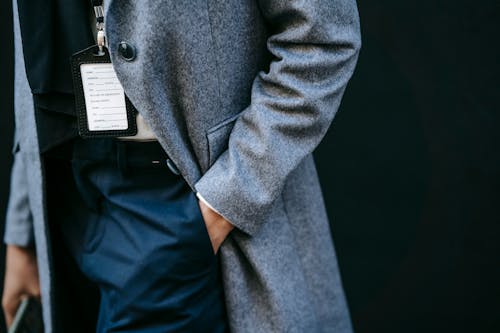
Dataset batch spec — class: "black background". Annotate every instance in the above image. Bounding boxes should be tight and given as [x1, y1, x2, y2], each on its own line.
[1, 0, 499, 332]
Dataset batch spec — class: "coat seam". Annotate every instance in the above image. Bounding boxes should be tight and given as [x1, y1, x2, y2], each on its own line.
[204, 0, 225, 171]
[204, 0, 224, 124]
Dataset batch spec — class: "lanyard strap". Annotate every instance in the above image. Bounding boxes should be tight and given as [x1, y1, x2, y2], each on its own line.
[91, 0, 105, 52]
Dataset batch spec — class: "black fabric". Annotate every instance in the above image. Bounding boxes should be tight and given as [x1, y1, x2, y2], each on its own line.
[35, 93, 80, 153]
[45, 148, 101, 333]
[16, 0, 95, 152]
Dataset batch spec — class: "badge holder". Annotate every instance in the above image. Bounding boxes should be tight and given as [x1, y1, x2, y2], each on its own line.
[70, 1, 137, 139]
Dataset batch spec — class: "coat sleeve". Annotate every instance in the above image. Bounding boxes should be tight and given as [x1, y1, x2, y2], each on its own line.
[194, 0, 361, 236]
[4, 0, 35, 247]
[4, 145, 35, 247]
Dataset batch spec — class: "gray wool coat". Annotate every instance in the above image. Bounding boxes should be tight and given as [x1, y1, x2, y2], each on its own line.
[5, 0, 361, 332]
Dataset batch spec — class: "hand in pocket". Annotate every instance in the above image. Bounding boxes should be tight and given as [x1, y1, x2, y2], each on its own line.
[197, 200, 234, 254]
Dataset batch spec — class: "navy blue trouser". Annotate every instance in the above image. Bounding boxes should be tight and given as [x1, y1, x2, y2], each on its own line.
[51, 138, 228, 332]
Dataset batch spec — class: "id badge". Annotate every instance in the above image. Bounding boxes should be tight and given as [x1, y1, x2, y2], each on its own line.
[70, 45, 137, 138]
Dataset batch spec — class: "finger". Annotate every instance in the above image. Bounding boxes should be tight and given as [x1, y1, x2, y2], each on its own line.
[2, 296, 21, 328]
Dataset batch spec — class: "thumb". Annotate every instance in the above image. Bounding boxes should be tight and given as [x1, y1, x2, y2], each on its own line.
[3, 293, 24, 328]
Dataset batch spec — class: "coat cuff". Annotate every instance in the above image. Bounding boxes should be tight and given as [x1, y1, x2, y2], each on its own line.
[195, 184, 255, 236]
[194, 154, 275, 237]
[3, 219, 35, 247]
[4, 151, 35, 248]
[196, 192, 223, 216]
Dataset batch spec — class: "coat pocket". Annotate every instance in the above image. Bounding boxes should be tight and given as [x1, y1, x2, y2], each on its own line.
[206, 112, 243, 167]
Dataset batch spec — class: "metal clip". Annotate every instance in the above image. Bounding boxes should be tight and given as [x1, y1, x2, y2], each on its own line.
[97, 30, 105, 54]
[94, 5, 106, 54]
[93, 5, 104, 21]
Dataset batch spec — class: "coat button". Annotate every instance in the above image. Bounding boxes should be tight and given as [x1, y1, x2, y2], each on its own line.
[166, 159, 181, 175]
[118, 41, 136, 61]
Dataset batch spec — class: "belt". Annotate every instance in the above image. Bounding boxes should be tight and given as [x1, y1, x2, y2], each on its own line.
[43, 138, 181, 176]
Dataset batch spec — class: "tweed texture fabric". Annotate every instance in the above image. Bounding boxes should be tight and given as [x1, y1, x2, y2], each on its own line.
[5, 0, 361, 332]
